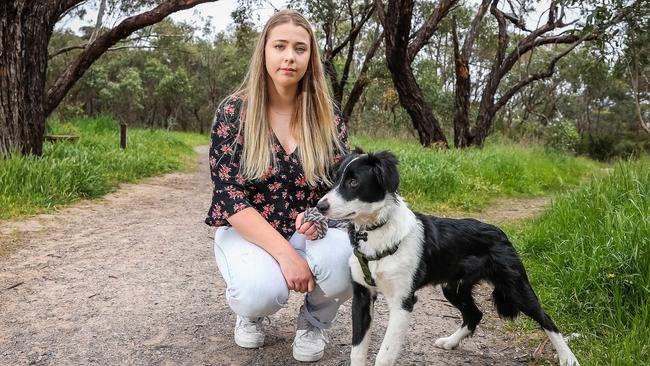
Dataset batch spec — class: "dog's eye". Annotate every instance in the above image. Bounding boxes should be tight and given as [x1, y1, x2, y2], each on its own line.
[348, 179, 359, 188]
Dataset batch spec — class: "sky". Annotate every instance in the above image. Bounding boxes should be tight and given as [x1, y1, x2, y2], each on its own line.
[58, 0, 286, 36]
[57, 0, 576, 40]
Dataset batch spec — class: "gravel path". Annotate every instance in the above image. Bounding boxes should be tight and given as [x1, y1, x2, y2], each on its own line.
[0, 146, 556, 365]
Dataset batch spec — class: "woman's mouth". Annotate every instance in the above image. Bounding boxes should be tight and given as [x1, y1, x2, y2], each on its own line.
[280, 68, 296, 75]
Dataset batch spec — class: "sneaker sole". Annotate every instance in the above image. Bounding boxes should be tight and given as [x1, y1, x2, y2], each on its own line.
[292, 349, 324, 362]
[234, 335, 264, 349]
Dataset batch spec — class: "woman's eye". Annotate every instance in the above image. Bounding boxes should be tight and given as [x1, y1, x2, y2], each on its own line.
[296, 48, 306, 53]
[348, 179, 358, 188]
[275, 44, 284, 50]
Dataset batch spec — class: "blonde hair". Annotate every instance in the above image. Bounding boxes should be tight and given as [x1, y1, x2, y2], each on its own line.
[230, 9, 342, 186]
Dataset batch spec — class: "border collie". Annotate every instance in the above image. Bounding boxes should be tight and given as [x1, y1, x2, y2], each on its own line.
[316, 149, 579, 366]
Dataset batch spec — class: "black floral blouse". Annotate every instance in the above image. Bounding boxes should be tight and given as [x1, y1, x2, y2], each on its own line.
[205, 95, 350, 239]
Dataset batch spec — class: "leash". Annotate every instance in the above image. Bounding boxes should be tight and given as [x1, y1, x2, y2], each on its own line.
[349, 222, 400, 287]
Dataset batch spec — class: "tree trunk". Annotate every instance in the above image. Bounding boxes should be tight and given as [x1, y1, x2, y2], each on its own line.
[0, 1, 56, 155]
[451, 18, 472, 148]
[377, 0, 449, 147]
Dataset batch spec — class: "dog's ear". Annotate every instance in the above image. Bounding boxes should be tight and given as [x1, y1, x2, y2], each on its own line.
[352, 146, 365, 155]
[369, 150, 399, 193]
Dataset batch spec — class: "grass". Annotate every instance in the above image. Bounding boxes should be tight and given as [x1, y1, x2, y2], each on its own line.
[509, 157, 650, 365]
[0, 116, 208, 220]
[351, 135, 601, 213]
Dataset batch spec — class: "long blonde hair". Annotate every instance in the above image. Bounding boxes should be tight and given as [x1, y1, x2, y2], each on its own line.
[230, 9, 342, 186]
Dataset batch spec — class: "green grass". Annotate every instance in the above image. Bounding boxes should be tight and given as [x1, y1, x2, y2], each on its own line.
[510, 157, 650, 365]
[351, 135, 600, 213]
[0, 116, 208, 220]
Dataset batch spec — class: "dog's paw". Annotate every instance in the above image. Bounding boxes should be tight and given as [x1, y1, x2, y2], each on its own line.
[558, 355, 580, 366]
[434, 336, 460, 350]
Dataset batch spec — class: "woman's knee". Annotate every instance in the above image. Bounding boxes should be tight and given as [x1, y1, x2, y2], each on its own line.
[307, 228, 353, 298]
[226, 279, 289, 318]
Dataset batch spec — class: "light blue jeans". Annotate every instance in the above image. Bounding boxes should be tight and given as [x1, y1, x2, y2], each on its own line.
[213, 226, 353, 329]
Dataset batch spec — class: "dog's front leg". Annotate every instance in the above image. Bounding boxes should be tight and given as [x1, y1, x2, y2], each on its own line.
[351, 282, 375, 366]
[374, 297, 413, 366]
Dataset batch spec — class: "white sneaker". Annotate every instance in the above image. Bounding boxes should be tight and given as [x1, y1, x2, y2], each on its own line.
[234, 315, 265, 348]
[292, 307, 328, 362]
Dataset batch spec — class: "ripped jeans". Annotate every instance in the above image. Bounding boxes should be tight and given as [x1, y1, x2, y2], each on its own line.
[213, 226, 353, 329]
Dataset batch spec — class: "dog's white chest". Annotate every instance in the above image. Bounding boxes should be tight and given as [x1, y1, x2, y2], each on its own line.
[349, 235, 422, 296]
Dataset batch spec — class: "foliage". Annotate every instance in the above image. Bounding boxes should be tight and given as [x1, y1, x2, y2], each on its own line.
[512, 157, 650, 365]
[352, 135, 600, 213]
[0, 116, 208, 220]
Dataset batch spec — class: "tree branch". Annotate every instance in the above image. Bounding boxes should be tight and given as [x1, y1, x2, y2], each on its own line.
[494, 38, 585, 112]
[45, 0, 218, 116]
[408, 0, 458, 62]
[330, 3, 375, 58]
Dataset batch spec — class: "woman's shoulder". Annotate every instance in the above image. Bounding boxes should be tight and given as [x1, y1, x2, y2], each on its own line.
[219, 94, 246, 114]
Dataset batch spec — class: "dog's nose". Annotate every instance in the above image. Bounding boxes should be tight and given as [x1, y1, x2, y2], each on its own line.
[316, 199, 329, 213]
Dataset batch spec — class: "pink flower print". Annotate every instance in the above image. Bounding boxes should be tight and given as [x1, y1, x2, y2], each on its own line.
[295, 176, 307, 187]
[224, 104, 235, 115]
[217, 123, 229, 138]
[220, 144, 233, 155]
[290, 209, 299, 219]
[268, 182, 282, 192]
[228, 190, 245, 200]
[262, 204, 274, 218]
[296, 191, 305, 200]
[209, 156, 217, 168]
[273, 144, 282, 153]
[233, 202, 246, 212]
[270, 220, 280, 229]
[218, 164, 230, 180]
[253, 193, 264, 204]
[236, 174, 245, 185]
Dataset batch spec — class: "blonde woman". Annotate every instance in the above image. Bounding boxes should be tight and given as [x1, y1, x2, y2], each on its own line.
[205, 10, 351, 362]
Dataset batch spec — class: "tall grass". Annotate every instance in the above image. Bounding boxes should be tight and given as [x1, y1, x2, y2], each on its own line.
[512, 158, 650, 365]
[0, 116, 208, 220]
[352, 135, 600, 213]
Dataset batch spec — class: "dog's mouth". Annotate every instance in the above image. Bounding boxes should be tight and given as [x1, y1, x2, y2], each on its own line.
[325, 211, 356, 220]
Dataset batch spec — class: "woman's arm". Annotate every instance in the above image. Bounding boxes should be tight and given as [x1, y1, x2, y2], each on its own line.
[228, 207, 315, 293]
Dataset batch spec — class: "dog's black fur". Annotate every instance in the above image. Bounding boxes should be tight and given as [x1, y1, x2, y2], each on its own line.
[317, 148, 578, 366]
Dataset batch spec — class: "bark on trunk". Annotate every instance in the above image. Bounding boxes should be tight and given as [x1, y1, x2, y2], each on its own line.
[451, 18, 472, 148]
[376, 0, 448, 147]
[0, 1, 56, 155]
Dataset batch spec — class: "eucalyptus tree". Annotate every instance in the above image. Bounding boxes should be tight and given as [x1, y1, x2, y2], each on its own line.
[0, 0, 218, 156]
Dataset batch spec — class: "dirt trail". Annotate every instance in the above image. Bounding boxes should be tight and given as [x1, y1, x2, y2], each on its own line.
[0, 147, 557, 365]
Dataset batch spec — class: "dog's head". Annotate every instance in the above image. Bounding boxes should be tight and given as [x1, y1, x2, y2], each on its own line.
[317, 148, 399, 222]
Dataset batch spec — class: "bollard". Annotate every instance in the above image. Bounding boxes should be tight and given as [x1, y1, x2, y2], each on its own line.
[120, 122, 127, 149]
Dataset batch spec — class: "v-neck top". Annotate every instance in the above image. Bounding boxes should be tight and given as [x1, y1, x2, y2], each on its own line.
[205, 95, 350, 239]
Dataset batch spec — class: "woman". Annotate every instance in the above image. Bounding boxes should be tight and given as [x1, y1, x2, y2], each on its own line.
[205, 9, 352, 362]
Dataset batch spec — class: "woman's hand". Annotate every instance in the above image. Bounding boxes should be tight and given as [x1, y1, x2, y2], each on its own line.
[276, 250, 315, 293]
[295, 212, 318, 240]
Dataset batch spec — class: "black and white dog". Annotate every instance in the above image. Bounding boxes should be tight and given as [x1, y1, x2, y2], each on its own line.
[316, 149, 579, 366]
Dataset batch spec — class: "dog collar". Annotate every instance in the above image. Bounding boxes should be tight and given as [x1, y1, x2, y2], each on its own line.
[359, 217, 388, 232]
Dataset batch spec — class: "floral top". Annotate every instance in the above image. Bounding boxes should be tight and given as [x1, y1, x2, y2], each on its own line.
[205, 95, 350, 239]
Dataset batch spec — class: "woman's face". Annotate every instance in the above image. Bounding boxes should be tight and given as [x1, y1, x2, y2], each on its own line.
[265, 22, 311, 92]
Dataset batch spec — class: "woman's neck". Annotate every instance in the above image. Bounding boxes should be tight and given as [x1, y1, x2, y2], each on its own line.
[267, 77, 298, 112]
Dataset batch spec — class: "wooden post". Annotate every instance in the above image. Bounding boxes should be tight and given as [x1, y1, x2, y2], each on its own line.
[120, 122, 127, 149]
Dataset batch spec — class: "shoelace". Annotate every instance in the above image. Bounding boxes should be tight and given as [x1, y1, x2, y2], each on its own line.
[239, 316, 271, 333]
[295, 324, 329, 345]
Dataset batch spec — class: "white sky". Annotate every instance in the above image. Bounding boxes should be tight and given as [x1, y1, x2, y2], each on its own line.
[58, 0, 287, 36]
[57, 0, 575, 39]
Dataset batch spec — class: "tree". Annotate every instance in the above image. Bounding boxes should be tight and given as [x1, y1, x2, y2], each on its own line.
[374, 0, 457, 147]
[0, 0, 218, 156]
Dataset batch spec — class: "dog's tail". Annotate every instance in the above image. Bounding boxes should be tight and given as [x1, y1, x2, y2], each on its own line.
[489, 243, 559, 332]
